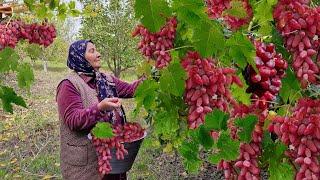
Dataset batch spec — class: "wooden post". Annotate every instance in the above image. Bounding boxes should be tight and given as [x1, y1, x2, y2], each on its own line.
[0, 5, 12, 18]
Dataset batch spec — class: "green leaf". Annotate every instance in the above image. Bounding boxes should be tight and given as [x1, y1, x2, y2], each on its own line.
[134, 0, 171, 32]
[261, 133, 294, 180]
[198, 126, 214, 149]
[269, 160, 294, 180]
[279, 68, 302, 103]
[0, 86, 27, 113]
[36, 4, 48, 19]
[172, 0, 209, 27]
[178, 141, 202, 174]
[0, 47, 19, 73]
[208, 131, 240, 164]
[159, 58, 186, 96]
[204, 109, 229, 131]
[154, 110, 179, 140]
[16, 63, 34, 89]
[223, 0, 248, 18]
[58, 3, 68, 20]
[226, 31, 257, 71]
[134, 79, 159, 112]
[24, 0, 36, 11]
[68, 1, 76, 9]
[234, 115, 258, 142]
[254, 0, 278, 35]
[268, 26, 291, 61]
[91, 122, 114, 138]
[231, 73, 251, 105]
[49, 0, 60, 10]
[192, 20, 225, 57]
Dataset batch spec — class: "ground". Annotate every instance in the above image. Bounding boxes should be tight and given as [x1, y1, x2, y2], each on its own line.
[0, 61, 224, 180]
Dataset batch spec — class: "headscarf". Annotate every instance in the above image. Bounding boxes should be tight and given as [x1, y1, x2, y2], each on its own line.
[67, 40, 126, 125]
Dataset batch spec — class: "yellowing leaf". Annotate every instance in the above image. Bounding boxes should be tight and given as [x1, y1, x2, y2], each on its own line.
[163, 143, 173, 154]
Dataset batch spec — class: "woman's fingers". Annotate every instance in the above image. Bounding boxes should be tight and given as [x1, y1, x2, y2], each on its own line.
[106, 97, 119, 103]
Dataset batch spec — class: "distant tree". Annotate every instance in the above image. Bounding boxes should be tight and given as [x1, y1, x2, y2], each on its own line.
[79, 0, 142, 77]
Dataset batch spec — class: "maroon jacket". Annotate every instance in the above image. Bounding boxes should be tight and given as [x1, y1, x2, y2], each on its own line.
[56, 74, 142, 131]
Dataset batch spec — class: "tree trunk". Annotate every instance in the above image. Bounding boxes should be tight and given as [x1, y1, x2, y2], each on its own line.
[114, 69, 121, 78]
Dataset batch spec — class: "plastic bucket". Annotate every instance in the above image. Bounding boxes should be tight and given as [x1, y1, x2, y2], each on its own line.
[109, 132, 146, 174]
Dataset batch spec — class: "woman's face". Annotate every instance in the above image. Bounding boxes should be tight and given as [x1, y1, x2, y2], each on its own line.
[85, 42, 101, 70]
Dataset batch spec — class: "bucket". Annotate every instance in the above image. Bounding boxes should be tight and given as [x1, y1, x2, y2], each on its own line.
[109, 131, 147, 174]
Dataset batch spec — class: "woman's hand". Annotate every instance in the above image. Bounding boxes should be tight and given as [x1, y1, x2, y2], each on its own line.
[97, 97, 121, 112]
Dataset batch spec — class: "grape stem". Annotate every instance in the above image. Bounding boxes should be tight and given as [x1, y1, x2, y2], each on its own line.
[288, 158, 298, 172]
[5, 15, 13, 28]
[165, 45, 193, 52]
[283, 30, 298, 36]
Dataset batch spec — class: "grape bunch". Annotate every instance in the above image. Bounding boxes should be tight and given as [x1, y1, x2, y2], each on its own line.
[0, 20, 56, 50]
[218, 109, 268, 180]
[243, 40, 288, 110]
[206, 0, 253, 30]
[92, 122, 145, 175]
[273, 0, 320, 87]
[181, 51, 242, 129]
[132, 17, 177, 69]
[22, 23, 57, 47]
[269, 98, 320, 179]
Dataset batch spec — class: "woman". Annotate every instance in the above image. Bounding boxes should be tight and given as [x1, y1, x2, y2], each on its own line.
[56, 40, 143, 180]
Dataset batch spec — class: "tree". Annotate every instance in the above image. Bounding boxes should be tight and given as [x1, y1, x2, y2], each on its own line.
[79, 0, 142, 77]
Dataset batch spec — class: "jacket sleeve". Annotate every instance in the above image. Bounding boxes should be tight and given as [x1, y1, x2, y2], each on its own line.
[56, 80, 105, 131]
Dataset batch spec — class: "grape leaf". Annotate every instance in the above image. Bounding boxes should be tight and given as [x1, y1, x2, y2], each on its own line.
[0, 47, 19, 73]
[279, 68, 302, 104]
[269, 160, 294, 180]
[134, 0, 171, 32]
[234, 115, 258, 143]
[154, 110, 179, 140]
[24, 0, 36, 11]
[16, 63, 35, 89]
[197, 126, 214, 149]
[36, 4, 48, 19]
[91, 122, 114, 138]
[204, 109, 229, 131]
[253, 0, 278, 35]
[192, 20, 226, 57]
[58, 3, 68, 20]
[134, 79, 159, 111]
[159, 59, 186, 97]
[68, 1, 76, 9]
[172, 0, 209, 27]
[226, 31, 257, 71]
[268, 26, 291, 61]
[178, 141, 202, 174]
[208, 131, 240, 164]
[0, 86, 27, 113]
[223, 0, 248, 18]
[231, 73, 251, 105]
[261, 132, 294, 180]
[49, 0, 60, 10]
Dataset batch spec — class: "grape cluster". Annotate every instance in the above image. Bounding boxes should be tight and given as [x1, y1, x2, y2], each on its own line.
[217, 109, 268, 180]
[273, 0, 320, 87]
[0, 20, 56, 50]
[181, 51, 242, 129]
[132, 17, 177, 69]
[206, 0, 253, 30]
[269, 98, 320, 179]
[92, 122, 145, 175]
[243, 40, 288, 109]
[23, 23, 57, 47]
